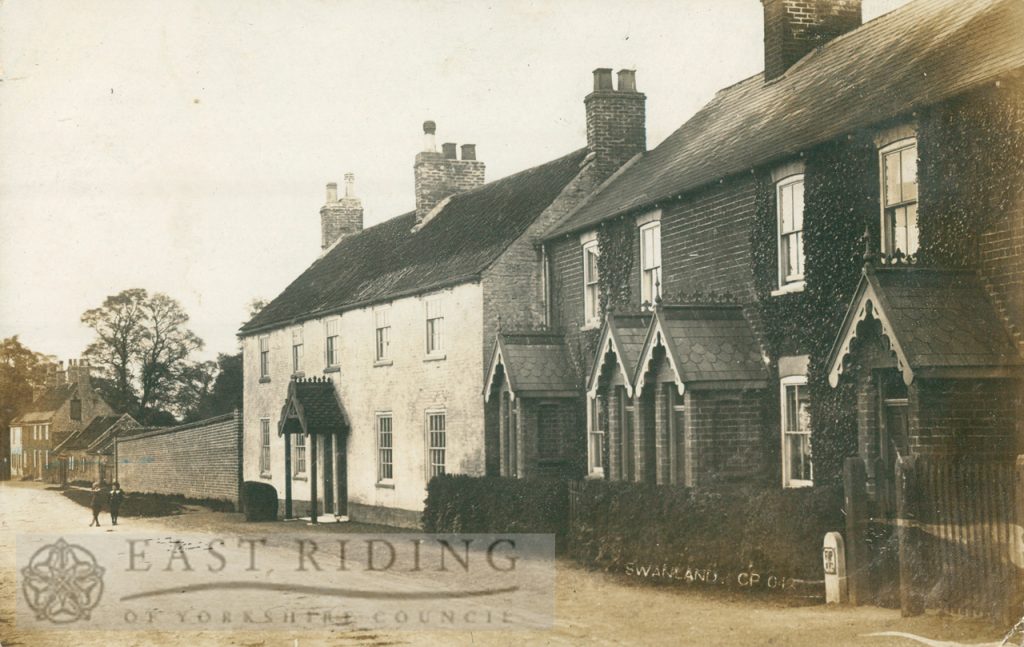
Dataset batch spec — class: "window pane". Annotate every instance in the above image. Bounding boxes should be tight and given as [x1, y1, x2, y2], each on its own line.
[884, 149, 902, 206]
[901, 146, 918, 202]
[787, 433, 812, 482]
[791, 181, 804, 230]
[906, 203, 919, 255]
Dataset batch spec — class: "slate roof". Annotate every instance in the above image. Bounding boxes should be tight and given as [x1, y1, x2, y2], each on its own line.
[828, 266, 1023, 386]
[279, 377, 349, 435]
[485, 332, 579, 399]
[587, 312, 652, 395]
[11, 384, 77, 425]
[546, 0, 1024, 238]
[53, 415, 120, 453]
[636, 305, 768, 388]
[241, 148, 589, 335]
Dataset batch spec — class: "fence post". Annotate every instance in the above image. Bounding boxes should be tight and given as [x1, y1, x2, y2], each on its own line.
[1013, 456, 1024, 625]
[844, 457, 869, 605]
[897, 455, 924, 616]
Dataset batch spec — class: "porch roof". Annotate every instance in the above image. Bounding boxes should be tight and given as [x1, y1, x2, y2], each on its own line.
[634, 304, 768, 394]
[586, 311, 652, 397]
[484, 331, 579, 401]
[279, 377, 349, 436]
[828, 265, 1024, 387]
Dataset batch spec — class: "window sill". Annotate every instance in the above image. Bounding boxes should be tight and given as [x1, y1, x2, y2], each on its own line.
[770, 282, 805, 297]
[259, 472, 272, 480]
[424, 353, 446, 362]
[585, 470, 604, 480]
[580, 322, 600, 332]
[374, 359, 394, 367]
[291, 372, 305, 379]
[258, 376, 271, 384]
[292, 475, 307, 481]
[783, 480, 813, 489]
[375, 481, 395, 490]
[323, 366, 340, 374]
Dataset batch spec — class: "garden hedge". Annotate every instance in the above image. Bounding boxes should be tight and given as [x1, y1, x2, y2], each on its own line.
[569, 479, 844, 594]
[422, 474, 568, 538]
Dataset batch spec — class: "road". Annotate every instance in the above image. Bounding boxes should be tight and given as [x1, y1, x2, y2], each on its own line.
[0, 481, 1006, 647]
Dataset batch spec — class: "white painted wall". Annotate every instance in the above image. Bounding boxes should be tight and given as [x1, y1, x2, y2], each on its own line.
[243, 281, 485, 514]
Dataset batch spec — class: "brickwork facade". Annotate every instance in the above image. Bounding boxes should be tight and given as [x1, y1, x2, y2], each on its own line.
[117, 412, 243, 505]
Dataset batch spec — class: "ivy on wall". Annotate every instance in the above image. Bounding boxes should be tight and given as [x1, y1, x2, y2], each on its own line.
[597, 216, 636, 316]
[750, 137, 878, 484]
[918, 80, 1024, 267]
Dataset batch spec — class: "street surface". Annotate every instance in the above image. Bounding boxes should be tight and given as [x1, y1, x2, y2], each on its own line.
[0, 481, 1005, 646]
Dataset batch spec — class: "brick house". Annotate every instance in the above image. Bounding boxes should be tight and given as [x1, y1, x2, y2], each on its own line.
[539, 0, 1023, 497]
[9, 360, 114, 482]
[239, 76, 644, 525]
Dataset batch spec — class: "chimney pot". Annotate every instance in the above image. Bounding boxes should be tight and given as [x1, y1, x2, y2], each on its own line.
[617, 69, 637, 92]
[326, 182, 338, 202]
[344, 174, 355, 198]
[593, 68, 613, 92]
[460, 144, 476, 161]
[422, 120, 437, 152]
[442, 142, 458, 159]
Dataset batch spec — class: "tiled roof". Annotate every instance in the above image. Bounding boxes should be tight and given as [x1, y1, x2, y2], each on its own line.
[84, 414, 142, 455]
[11, 384, 76, 424]
[485, 332, 579, 398]
[546, 0, 1024, 238]
[586, 312, 652, 395]
[828, 266, 1023, 386]
[636, 305, 768, 388]
[280, 377, 349, 436]
[241, 148, 588, 335]
[53, 415, 119, 453]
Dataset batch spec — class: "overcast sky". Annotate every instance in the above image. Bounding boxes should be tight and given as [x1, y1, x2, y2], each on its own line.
[0, 0, 911, 362]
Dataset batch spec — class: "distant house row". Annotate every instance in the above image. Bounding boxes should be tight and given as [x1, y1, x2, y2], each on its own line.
[239, 0, 1024, 526]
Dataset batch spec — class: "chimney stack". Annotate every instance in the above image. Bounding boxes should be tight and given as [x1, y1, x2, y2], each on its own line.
[320, 175, 364, 250]
[414, 121, 485, 225]
[585, 67, 646, 182]
[762, 0, 862, 81]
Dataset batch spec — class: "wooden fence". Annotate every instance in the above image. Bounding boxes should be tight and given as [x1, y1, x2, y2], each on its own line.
[847, 455, 1022, 624]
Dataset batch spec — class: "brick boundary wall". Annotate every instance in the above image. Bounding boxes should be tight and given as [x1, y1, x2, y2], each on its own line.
[116, 411, 243, 505]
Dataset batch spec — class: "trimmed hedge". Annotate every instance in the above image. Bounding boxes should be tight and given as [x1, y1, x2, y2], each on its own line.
[423, 474, 568, 538]
[570, 480, 844, 588]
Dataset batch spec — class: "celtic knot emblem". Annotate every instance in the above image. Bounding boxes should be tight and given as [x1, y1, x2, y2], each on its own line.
[21, 538, 104, 623]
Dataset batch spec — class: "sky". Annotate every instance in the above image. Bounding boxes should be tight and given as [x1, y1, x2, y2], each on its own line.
[0, 0, 912, 362]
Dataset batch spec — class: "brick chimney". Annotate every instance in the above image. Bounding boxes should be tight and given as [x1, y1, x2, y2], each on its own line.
[65, 358, 93, 392]
[762, 0, 862, 81]
[320, 173, 364, 250]
[414, 121, 485, 225]
[585, 68, 646, 181]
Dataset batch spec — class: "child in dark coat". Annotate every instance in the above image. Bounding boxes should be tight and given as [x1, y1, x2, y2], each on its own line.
[89, 483, 104, 527]
[109, 482, 125, 526]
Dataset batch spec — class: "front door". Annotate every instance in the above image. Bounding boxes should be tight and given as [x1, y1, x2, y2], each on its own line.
[333, 432, 348, 517]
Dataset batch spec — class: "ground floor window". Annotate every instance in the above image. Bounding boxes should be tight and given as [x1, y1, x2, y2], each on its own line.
[427, 412, 446, 478]
[377, 414, 393, 482]
[619, 386, 634, 481]
[293, 433, 306, 476]
[501, 392, 518, 477]
[781, 376, 812, 487]
[537, 404, 561, 459]
[587, 395, 605, 476]
[259, 418, 271, 474]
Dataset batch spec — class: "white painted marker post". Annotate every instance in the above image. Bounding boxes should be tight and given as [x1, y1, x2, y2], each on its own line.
[823, 531, 848, 604]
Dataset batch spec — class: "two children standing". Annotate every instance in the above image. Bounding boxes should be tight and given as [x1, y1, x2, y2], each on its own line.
[88, 481, 125, 527]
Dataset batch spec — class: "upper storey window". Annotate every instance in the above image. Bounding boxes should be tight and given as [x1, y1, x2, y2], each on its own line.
[583, 240, 600, 327]
[640, 221, 662, 306]
[880, 139, 919, 257]
[777, 175, 805, 288]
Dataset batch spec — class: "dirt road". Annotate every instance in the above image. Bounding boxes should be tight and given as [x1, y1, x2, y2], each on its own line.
[0, 481, 1006, 646]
